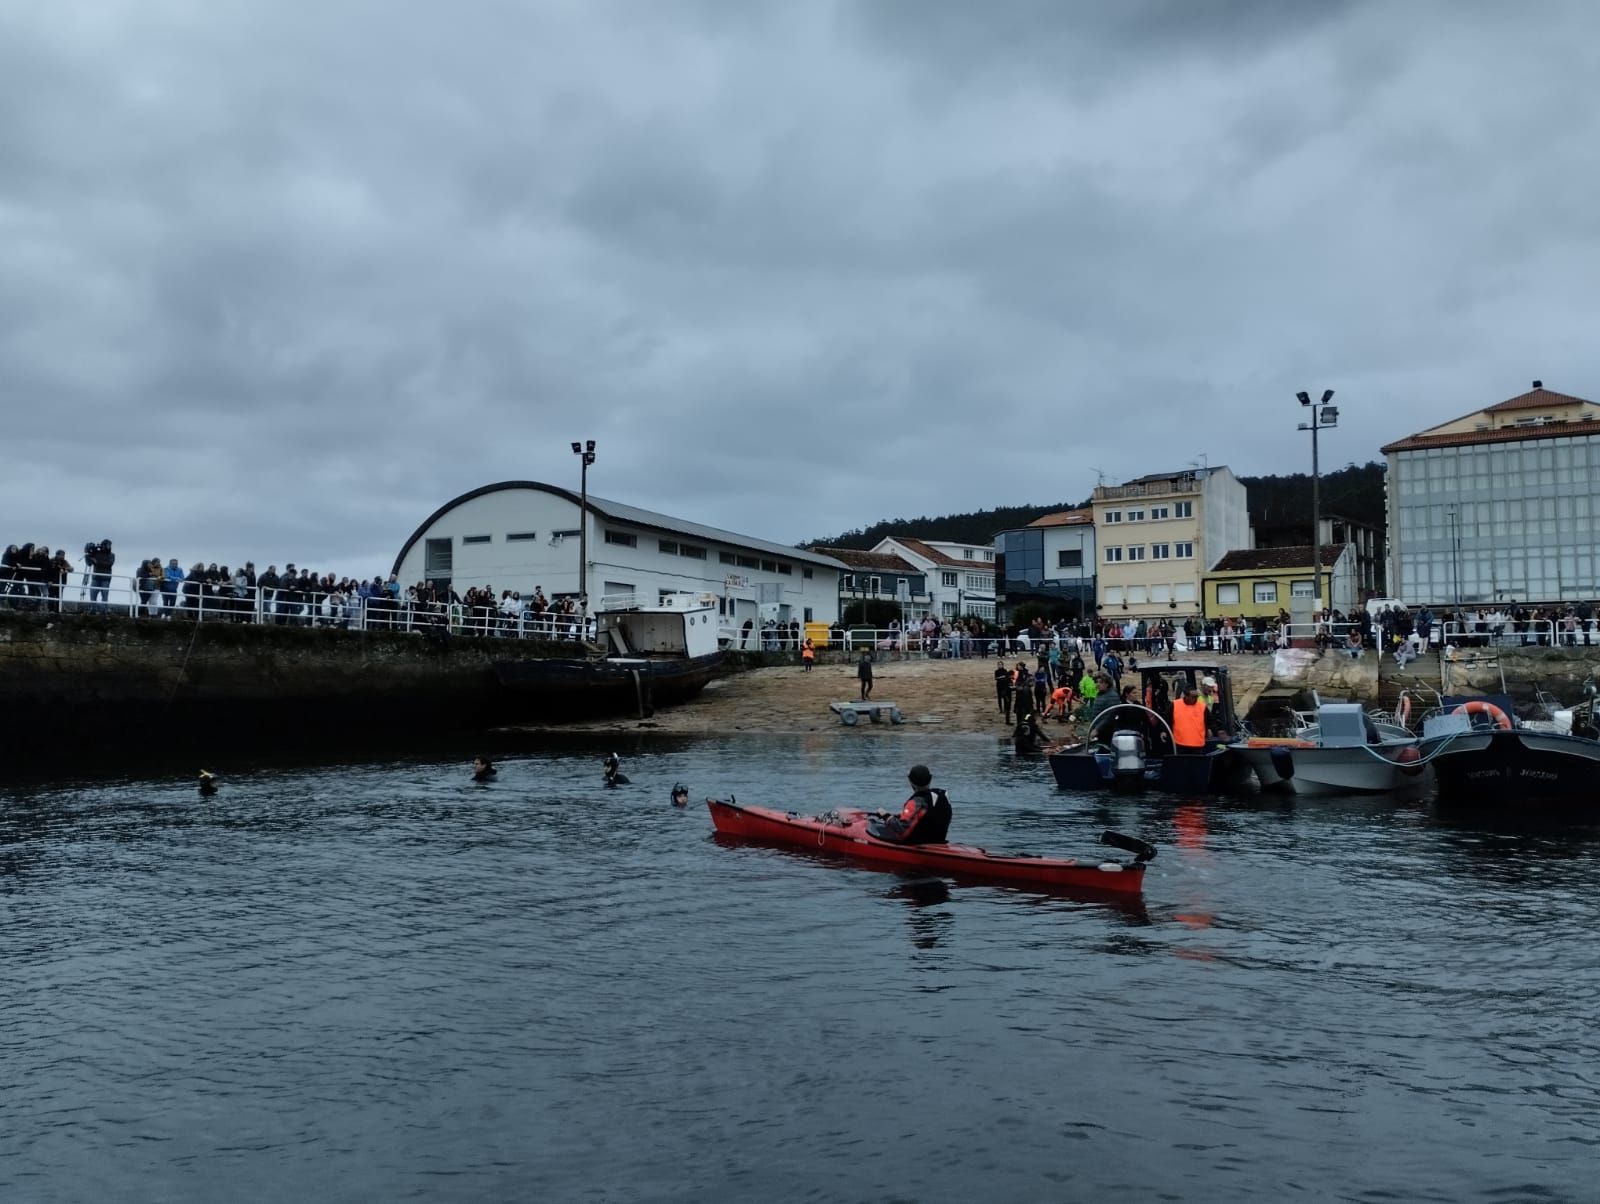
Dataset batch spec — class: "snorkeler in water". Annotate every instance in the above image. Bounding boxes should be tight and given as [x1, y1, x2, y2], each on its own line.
[670, 783, 689, 807]
[603, 752, 630, 787]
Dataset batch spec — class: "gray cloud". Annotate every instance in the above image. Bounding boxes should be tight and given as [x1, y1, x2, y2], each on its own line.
[3, 1, 1599, 579]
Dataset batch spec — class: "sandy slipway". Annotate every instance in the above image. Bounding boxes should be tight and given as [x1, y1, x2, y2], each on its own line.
[505, 655, 1280, 737]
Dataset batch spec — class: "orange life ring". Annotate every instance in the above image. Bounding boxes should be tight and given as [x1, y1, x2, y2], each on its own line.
[1396, 694, 1412, 728]
[1451, 699, 1513, 731]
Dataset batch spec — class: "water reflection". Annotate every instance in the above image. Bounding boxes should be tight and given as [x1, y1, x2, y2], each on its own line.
[886, 878, 953, 950]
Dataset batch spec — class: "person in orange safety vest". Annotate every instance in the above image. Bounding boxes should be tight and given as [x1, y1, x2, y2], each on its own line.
[1171, 685, 1210, 754]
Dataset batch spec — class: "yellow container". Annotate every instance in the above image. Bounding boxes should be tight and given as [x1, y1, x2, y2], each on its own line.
[804, 621, 832, 648]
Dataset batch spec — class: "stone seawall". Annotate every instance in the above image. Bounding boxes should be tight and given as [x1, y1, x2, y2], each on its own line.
[1267, 644, 1600, 707]
[0, 611, 578, 768]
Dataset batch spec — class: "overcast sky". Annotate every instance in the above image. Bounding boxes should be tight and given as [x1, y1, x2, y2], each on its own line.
[4, 1, 1598, 579]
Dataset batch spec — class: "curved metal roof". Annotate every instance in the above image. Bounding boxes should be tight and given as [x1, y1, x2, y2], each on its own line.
[391, 480, 849, 577]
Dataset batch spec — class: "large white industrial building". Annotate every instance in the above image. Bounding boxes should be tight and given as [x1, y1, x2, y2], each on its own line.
[391, 481, 846, 631]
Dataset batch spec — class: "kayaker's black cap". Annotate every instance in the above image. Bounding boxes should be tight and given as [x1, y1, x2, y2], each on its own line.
[907, 764, 932, 788]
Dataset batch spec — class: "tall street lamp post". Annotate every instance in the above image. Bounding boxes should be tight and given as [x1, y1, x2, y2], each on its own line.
[1296, 390, 1339, 608]
[1446, 505, 1462, 615]
[571, 439, 596, 614]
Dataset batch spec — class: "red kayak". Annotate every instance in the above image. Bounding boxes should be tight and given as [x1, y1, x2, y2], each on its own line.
[705, 798, 1151, 894]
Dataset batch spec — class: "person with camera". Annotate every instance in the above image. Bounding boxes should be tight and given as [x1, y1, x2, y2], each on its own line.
[84, 539, 115, 613]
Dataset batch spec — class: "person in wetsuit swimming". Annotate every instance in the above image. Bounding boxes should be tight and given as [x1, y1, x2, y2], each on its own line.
[867, 764, 952, 844]
[603, 753, 630, 787]
[472, 756, 497, 782]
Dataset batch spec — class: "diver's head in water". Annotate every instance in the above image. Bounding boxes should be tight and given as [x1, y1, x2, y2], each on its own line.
[670, 783, 689, 807]
[472, 756, 496, 781]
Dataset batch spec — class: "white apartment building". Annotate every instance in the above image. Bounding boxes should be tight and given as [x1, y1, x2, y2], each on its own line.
[870, 537, 997, 621]
[1092, 466, 1250, 622]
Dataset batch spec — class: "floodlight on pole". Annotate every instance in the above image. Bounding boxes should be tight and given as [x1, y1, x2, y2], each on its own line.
[572, 439, 597, 615]
[1295, 389, 1338, 608]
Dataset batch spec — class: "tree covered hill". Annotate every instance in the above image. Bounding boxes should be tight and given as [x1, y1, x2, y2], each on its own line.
[804, 462, 1386, 551]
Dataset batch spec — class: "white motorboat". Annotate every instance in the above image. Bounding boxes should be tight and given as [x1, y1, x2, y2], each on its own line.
[1236, 701, 1428, 795]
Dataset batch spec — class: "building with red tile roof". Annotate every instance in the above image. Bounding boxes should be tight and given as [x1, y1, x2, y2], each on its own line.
[869, 536, 997, 620]
[1382, 382, 1600, 606]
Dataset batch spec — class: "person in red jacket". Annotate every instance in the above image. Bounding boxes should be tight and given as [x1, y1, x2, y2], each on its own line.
[868, 765, 952, 844]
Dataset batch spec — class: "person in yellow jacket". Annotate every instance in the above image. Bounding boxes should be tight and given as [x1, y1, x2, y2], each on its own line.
[1077, 670, 1099, 709]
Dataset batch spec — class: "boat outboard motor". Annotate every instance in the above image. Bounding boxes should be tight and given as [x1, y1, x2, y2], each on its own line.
[1110, 730, 1147, 790]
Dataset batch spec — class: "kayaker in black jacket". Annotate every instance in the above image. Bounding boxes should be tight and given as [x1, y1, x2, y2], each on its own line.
[868, 765, 951, 844]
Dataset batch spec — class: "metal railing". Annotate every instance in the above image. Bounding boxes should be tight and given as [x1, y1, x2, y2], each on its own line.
[0, 569, 596, 641]
[1439, 618, 1575, 648]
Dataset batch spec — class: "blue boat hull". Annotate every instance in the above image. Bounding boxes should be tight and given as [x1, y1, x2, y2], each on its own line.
[1048, 745, 1243, 795]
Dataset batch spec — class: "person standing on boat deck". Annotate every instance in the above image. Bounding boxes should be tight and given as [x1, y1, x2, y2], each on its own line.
[868, 765, 952, 844]
[994, 660, 1013, 722]
[1172, 685, 1209, 755]
[857, 651, 874, 700]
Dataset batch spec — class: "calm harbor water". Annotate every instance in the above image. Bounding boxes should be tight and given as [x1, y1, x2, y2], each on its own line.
[4, 733, 1598, 1203]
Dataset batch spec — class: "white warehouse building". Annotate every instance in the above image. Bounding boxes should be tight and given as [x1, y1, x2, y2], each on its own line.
[391, 481, 847, 634]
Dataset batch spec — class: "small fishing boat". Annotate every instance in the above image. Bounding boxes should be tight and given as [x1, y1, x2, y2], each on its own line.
[1416, 689, 1600, 806]
[1235, 701, 1427, 795]
[706, 798, 1153, 893]
[495, 591, 722, 718]
[1047, 661, 1249, 795]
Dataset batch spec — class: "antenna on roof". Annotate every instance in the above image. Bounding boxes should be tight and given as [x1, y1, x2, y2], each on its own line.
[1189, 454, 1209, 472]
[1092, 466, 1106, 488]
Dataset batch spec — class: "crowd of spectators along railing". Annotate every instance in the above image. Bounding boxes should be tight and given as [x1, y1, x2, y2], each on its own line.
[7, 548, 1587, 657]
[0, 560, 600, 641]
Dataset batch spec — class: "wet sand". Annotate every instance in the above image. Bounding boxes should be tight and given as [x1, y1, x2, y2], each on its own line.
[513, 652, 1279, 737]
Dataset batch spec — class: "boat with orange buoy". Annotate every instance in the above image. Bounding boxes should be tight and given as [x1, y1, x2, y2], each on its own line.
[1417, 688, 1600, 806]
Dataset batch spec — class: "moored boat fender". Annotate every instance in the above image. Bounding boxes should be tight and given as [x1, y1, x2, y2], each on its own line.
[1392, 745, 1425, 776]
[1269, 745, 1295, 781]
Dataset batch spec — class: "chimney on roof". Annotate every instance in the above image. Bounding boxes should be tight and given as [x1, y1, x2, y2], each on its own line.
[1532, 380, 1543, 389]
